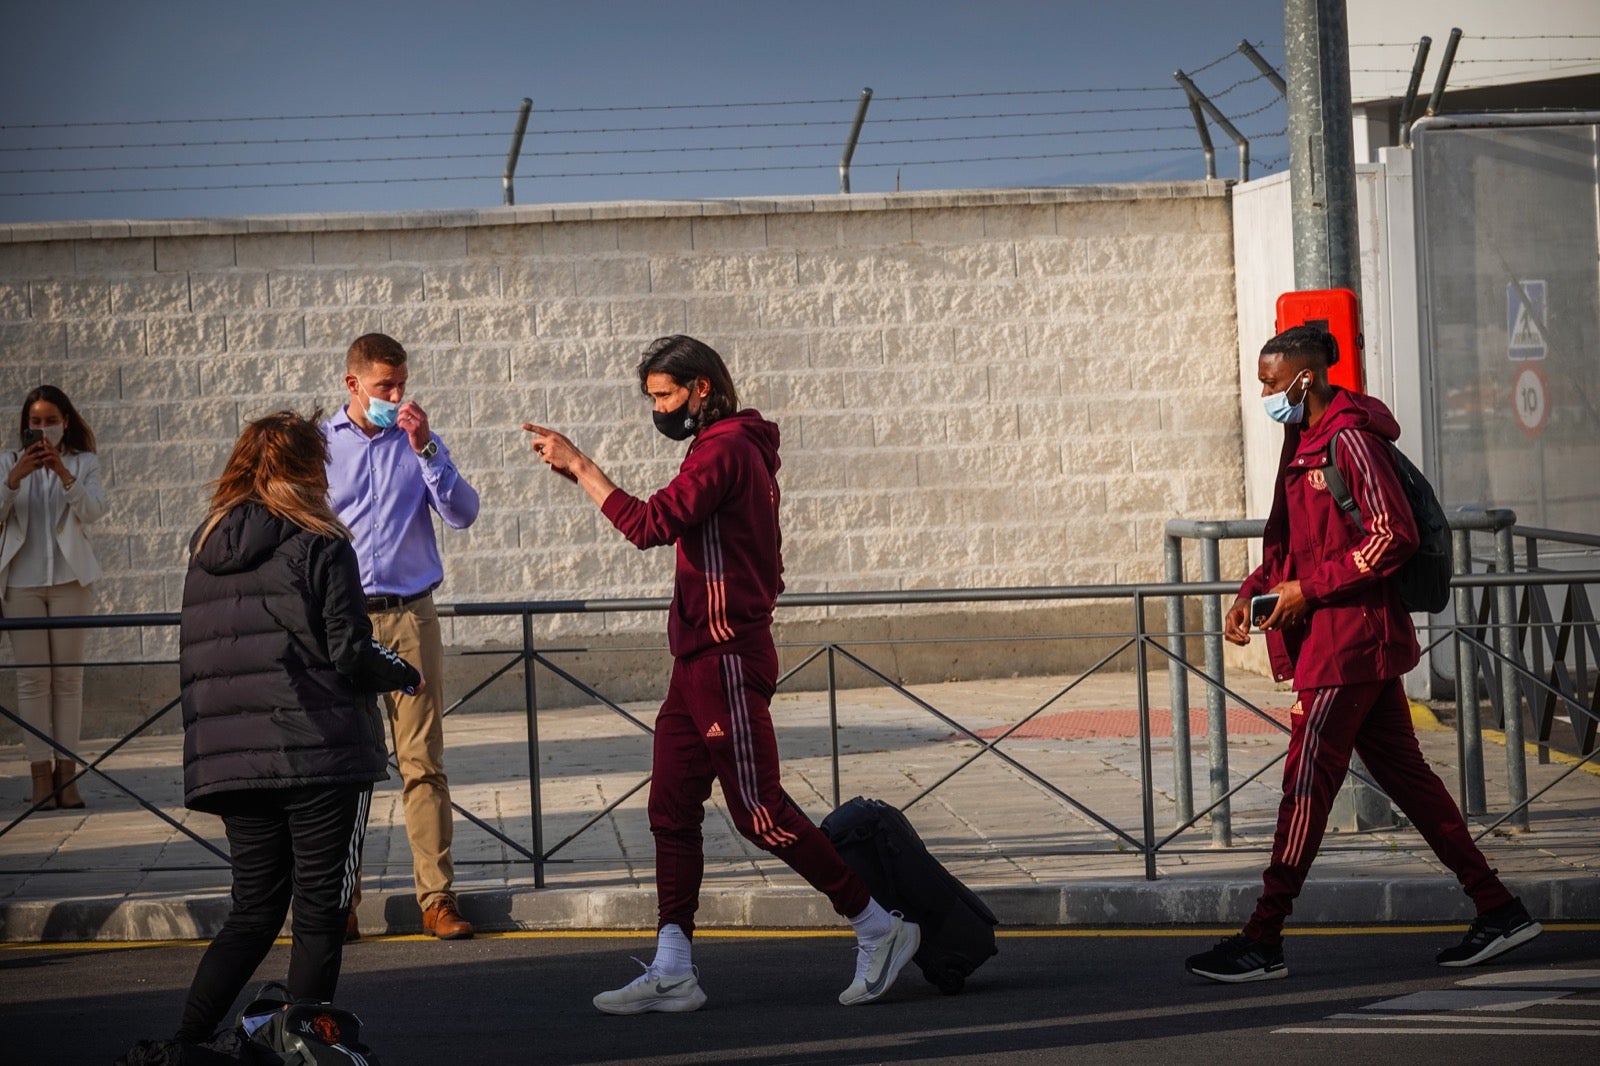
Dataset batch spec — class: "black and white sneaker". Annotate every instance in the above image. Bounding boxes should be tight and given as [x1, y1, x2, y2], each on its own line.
[1185, 933, 1288, 983]
[1436, 897, 1543, 967]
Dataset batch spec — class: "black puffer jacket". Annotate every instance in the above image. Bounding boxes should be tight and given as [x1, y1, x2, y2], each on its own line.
[179, 502, 420, 812]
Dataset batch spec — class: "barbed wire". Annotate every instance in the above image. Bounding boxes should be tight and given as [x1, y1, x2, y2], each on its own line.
[1, 104, 1212, 156]
[3, 123, 1207, 176]
[1203, 73, 1265, 100]
[0, 109, 520, 131]
[1352, 35, 1600, 46]
[1450, 57, 1600, 64]
[1231, 97, 1284, 121]
[0, 59, 1289, 210]
[0, 87, 1192, 133]
[1466, 33, 1600, 40]
[1351, 59, 1598, 73]
[1187, 41, 1267, 77]
[1, 143, 1203, 197]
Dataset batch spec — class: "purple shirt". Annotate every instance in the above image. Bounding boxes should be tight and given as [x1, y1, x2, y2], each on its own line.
[322, 406, 479, 597]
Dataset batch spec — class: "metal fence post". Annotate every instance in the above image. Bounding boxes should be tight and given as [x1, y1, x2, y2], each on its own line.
[827, 644, 841, 809]
[838, 88, 873, 193]
[1134, 594, 1159, 881]
[1174, 70, 1250, 181]
[1452, 527, 1486, 814]
[1494, 523, 1530, 829]
[1525, 533, 1550, 765]
[522, 610, 546, 888]
[1164, 534, 1193, 823]
[1201, 534, 1231, 846]
[502, 98, 532, 206]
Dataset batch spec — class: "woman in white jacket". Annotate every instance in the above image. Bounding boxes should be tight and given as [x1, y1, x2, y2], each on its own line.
[1, 386, 106, 810]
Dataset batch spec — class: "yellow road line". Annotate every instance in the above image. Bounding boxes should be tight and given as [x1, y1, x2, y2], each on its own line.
[7, 923, 1598, 951]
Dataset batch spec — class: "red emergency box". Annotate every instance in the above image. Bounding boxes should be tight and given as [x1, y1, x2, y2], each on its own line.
[1275, 288, 1365, 394]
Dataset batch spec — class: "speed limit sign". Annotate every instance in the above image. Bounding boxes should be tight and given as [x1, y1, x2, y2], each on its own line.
[1513, 364, 1549, 439]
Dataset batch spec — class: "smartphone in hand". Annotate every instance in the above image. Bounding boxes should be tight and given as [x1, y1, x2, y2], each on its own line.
[21, 428, 43, 448]
[1250, 593, 1280, 627]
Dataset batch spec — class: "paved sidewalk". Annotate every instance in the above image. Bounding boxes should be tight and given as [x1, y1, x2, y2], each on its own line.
[2, 671, 1597, 941]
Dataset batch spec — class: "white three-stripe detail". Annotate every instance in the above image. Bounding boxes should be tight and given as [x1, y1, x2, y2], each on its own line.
[720, 654, 796, 848]
[340, 788, 371, 909]
[1282, 688, 1338, 866]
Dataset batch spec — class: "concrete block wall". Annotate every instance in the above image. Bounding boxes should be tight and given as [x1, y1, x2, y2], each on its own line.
[0, 183, 1244, 722]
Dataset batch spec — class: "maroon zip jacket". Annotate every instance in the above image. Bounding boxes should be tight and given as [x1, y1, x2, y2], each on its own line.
[1239, 388, 1422, 689]
[600, 410, 783, 661]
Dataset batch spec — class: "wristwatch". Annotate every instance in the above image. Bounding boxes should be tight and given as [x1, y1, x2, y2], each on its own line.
[417, 440, 439, 460]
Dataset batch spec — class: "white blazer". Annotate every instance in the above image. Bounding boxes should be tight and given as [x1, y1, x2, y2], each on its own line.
[0, 450, 107, 590]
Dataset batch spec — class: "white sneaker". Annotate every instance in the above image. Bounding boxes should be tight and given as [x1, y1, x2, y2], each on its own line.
[839, 913, 921, 1005]
[593, 959, 707, 1015]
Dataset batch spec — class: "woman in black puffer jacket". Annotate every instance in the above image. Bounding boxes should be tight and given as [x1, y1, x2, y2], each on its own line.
[158, 410, 420, 1056]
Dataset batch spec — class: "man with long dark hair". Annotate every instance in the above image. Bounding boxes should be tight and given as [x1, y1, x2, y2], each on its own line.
[526, 335, 919, 1013]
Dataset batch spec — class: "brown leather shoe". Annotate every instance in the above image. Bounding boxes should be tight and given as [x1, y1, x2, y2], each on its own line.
[53, 760, 86, 810]
[422, 896, 474, 940]
[345, 907, 361, 942]
[29, 761, 56, 810]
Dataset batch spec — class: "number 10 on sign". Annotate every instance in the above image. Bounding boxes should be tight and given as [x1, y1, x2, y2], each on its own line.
[1513, 364, 1548, 439]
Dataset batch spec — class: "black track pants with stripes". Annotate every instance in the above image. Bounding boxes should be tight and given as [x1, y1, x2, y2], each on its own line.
[177, 784, 371, 1041]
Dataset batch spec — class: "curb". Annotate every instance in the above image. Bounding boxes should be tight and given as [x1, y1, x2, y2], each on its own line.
[5, 876, 1597, 943]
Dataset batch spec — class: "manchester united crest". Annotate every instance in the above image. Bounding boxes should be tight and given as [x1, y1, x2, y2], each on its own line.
[1307, 469, 1327, 492]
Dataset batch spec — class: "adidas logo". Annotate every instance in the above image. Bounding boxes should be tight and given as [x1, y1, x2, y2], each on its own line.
[705, 723, 725, 739]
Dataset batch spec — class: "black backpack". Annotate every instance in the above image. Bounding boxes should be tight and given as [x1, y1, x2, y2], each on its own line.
[1322, 429, 1453, 613]
[239, 983, 380, 1066]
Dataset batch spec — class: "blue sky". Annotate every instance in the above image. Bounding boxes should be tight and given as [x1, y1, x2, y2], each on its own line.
[1, 1, 1300, 223]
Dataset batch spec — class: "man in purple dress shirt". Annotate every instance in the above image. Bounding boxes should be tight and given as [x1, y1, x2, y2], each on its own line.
[323, 333, 479, 940]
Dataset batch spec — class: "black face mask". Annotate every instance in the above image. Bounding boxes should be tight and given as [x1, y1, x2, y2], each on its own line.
[652, 400, 698, 441]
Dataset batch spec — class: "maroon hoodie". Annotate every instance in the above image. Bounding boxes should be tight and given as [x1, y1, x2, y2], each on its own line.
[601, 410, 783, 660]
[1240, 387, 1422, 689]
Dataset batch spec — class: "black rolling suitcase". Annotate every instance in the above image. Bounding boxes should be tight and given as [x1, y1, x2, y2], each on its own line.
[821, 796, 998, 994]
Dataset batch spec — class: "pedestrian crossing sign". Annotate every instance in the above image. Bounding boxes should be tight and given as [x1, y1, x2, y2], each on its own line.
[1506, 280, 1547, 360]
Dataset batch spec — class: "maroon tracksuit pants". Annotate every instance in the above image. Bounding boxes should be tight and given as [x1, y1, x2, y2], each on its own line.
[1242, 677, 1513, 944]
[649, 642, 870, 935]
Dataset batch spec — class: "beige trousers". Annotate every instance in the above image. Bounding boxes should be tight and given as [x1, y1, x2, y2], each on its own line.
[368, 595, 455, 907]
[5, 581, 93, 764]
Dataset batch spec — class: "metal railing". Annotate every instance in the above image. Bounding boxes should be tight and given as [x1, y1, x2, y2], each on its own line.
[4, 548, 1597, 888]
[1166, 510, 1600, 841]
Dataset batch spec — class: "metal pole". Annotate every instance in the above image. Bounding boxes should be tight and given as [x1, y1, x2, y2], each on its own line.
[503, 98, 533, 206]
[1422, 28, 1463, 118]
[1201, 537, 1231, 845]
[1238, 40, 1287, 96]
[839, 88, 873, 193]
[827, 645, 841, 809]
[522, 610, 546, 887]
[1494, 525, 1529, 829]
[1526, 535, 1550, 765]
[1397, 36, 1432, 146]
[1284, 0, 1360, 294]
[1174, 71, 1250, 181]
[1164, 535, 1193, 822]
[1184, 96, 1218, 180]
[1453, 528, 1485, 814]
[1134, 596, 1159, 881]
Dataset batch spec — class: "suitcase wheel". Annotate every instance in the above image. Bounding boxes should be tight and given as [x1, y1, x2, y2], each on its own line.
[922, 966, 966, 995]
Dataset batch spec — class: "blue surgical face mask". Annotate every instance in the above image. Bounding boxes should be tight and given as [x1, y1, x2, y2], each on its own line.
[1262, 371, 1311, 425]
[362, 385, 400, 430]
